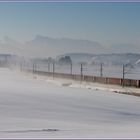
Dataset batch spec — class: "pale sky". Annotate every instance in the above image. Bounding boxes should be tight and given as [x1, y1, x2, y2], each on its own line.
[0, 2, 140, 55]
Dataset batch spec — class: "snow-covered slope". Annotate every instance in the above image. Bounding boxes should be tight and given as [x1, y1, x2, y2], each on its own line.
[0, 68, 140, 138]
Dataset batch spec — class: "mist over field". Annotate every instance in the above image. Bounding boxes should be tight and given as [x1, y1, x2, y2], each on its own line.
[0, 67, 139, 138]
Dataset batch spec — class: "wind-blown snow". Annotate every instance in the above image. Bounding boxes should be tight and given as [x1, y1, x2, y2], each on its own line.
[0, 68, 140, 138]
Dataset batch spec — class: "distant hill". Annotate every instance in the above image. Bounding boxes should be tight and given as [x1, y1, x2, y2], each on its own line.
[56, 53, 140, 66]
[0, 35, 103, 58]
[0, 35, 140, 63]
[24, 35, 103, 57]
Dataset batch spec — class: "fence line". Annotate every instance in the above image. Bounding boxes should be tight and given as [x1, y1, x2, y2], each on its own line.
[24, 68, 140, 88]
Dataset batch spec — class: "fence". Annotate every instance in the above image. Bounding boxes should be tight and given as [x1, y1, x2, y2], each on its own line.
[24, 68, 140, 88]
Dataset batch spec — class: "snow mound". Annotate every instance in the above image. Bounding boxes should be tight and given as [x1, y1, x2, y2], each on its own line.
[45, 79, 72, 87]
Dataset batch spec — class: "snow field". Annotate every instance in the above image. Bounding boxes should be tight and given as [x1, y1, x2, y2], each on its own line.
[0, 68, 140, 138]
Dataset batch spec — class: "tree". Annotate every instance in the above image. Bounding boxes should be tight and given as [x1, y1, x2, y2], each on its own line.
[58, 56, 72, 65]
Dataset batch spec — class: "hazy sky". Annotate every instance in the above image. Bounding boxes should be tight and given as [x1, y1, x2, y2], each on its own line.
[0, 2, 140, 53]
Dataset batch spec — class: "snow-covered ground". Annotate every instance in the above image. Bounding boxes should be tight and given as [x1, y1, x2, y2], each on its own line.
[0, 68, 140, 138]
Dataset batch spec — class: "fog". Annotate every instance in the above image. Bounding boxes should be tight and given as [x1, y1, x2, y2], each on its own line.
[0, 35, 140, 58]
